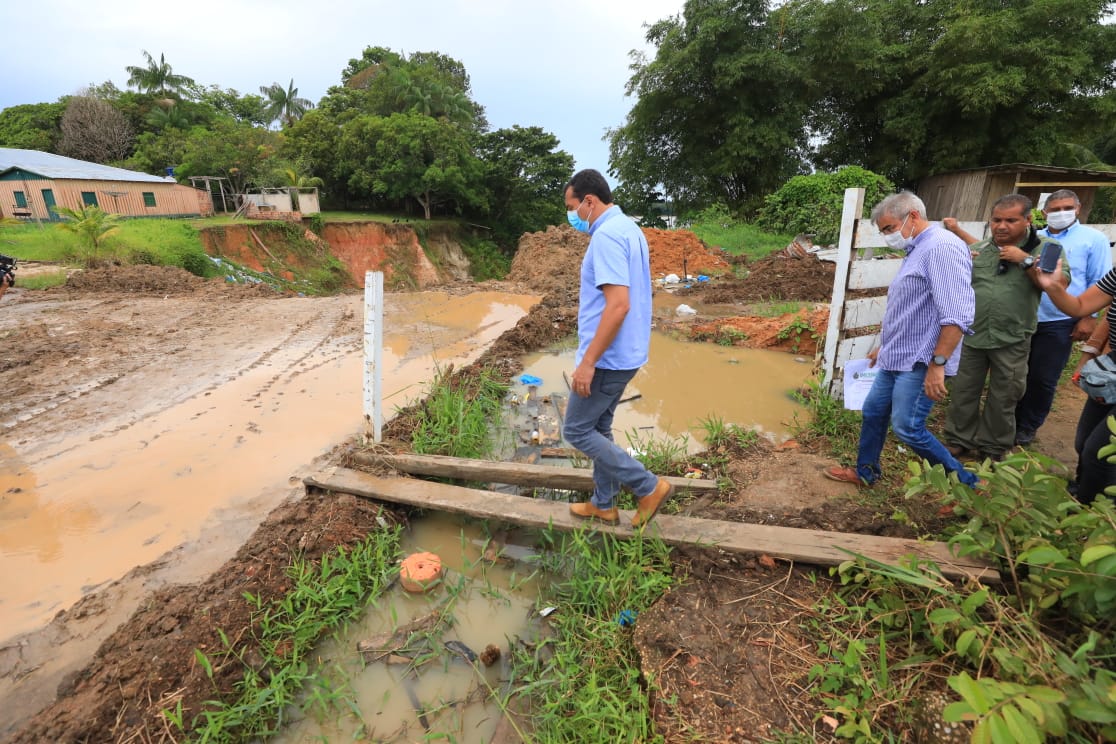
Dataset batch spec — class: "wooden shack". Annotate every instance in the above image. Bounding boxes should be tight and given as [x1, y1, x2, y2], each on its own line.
[917, 163, 1116, 221]
[0, 148, 211, 221]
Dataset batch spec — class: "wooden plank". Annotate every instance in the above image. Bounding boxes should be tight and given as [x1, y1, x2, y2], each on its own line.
[842, 296, 887, 330]
[306, 467, 997, 583]
[849, 259, 901, 290]
[350, 451, 719, 494]
[836, 335, 878, 364]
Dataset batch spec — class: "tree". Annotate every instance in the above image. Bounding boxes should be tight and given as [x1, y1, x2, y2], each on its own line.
[170, 119, 283, 193]
[54, 205, 120, 257]
[340, 112, 484, 219]
[197, 86, 271, 127]
[788, 0, 1116, 185]
[609, 0, 812, 213]
[260, 79, 313, 128]
[0, 102, 66, 151]
[476, 126, 574, 245]
[125, 50, 195, 99]
[57, 94, 134, 163]
[283, 109, 347, 203]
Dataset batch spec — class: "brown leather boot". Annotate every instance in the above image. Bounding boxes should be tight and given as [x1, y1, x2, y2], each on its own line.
[633, 478, 674, 528]
[569, 501, 619, 524]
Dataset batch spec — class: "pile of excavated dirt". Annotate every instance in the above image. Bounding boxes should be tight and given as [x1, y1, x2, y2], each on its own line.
[59, 265, 283, 297]
[507, 224, 732, 295]
[676, 253, 837, 304]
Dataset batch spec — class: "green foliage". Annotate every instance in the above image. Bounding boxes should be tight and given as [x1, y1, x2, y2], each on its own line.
[125, 50, 195, 99]
[756, 166, 894, 244]
[506, 527, 673, 742]
[790, 376, 863, 459]
[476, 125, 574, 247]
[177, 529, 401, 742]
[621, 428, 689, 478]
[0, 101, 65, 151]
[259, 79, 312, 128]
[686, 203, 796, 260]
[410, 366, 507, 458]
[457, 235, 510, 281]
[790, 0, 1116, 185]
[609, 0, 812, 212]
[53, 205, 121, 257]
[777, 316, 818, 354]
[15, 271, 68, 290]
[339, 112, 484, 220]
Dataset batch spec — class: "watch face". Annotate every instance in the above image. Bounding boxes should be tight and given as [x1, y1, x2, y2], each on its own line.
[933, 355, 948, 366]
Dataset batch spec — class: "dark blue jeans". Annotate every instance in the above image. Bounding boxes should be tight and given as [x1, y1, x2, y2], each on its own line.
[857, 364, 978, 487]
[1015, 318, 1077, 435]
[562, 367, 659, 509]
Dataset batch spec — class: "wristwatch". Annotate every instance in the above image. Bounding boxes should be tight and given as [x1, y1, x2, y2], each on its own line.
[932, 354, 948, 366]
[1020, 256, 1036, 270]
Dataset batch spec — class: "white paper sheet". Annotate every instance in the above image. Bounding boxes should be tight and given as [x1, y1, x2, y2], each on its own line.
[843, 358, 878, 411]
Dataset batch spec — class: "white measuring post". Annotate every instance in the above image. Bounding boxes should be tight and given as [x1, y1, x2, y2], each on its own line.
[363, 271, 384, 442]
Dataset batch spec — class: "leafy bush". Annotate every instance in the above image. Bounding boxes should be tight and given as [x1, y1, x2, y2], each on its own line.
[459, 235, 511, 281]
[756, 166, 894, 244]
[686, 202, 794, 260]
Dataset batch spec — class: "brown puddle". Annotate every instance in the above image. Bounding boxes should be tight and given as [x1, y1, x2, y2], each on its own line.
[517, 333, 813, 452]
[0, 291, 539, 642]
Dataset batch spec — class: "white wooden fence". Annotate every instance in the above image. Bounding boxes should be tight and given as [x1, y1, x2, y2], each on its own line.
[819, 187, 1116, 399]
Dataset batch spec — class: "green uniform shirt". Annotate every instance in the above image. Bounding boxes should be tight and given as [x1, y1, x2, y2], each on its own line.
[966, 235, 1066, 349]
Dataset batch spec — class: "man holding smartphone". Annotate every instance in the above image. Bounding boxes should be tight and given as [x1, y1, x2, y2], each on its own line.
[1014, 189, 1113, 446]
[943, 194, 1066, 462]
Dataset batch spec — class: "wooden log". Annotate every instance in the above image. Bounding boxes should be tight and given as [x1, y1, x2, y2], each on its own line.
[306, 467, 998, 583]
[350, 451, 719, 494]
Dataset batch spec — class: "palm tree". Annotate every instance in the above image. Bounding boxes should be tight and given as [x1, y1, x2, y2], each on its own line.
[282, 168, 324, 211]
[260, 80, 313, 128]
[54, 205, 121, 259]
[125, 50, 195, 99]
[146, 103, 192, 130]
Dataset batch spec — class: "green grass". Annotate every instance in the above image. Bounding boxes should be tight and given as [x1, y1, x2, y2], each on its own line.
[507, 527, 674, 742]
[687, 215, 795, 261]
[173, 529, 402, 742]
[750, 300, 813, 317]
[410, 366, 509, 458]
[1, 219, 216, 276]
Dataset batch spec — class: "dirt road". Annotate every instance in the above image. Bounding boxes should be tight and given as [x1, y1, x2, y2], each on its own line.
[0, 268, 539, 736]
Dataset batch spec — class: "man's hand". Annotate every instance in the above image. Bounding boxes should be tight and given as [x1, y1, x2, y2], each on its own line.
[1072, 316, 1098, 342]
[866, 346, 879, 368]
[997, 245, 1028, 263]
[924, 364, 948, 402]
[571, 361, 595, 398]
[0, 273, 9, 298]
[1032, 259, 1064, 291]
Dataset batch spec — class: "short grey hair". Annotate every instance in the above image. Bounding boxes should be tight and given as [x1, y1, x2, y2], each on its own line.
[871, 191, 926, 223]
[1045, 189, 1080, 206]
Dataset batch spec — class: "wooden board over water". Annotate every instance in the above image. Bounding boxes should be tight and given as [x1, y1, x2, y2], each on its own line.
[306, 466, 998, 583]
[349, 452, 721, 494]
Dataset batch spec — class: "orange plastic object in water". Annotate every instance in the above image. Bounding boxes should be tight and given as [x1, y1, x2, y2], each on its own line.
[400, 552, 443, 593]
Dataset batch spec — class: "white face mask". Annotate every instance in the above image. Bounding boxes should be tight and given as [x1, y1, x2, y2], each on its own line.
[882, 214, 912, 251]
[1045, 209, 1077, 231]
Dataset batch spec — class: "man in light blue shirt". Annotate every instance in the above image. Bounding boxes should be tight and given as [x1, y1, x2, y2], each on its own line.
[1015, 189, 1113, 445]
[562, 169, 673, 529]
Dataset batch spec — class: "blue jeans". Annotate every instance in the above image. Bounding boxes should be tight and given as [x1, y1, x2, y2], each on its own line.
[857, 364, 978, 487]
[1015, 318, 1076, 434]
[562, 367, 659, 508]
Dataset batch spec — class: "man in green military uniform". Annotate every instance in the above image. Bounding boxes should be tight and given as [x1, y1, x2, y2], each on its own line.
[943, 194, 1067, 461]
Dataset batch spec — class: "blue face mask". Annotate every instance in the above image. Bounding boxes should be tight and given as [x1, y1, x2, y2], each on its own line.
[567, 200, 591, 233]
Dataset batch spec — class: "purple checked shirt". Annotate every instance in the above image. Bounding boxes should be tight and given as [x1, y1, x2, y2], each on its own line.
[875, 223, 975, 376]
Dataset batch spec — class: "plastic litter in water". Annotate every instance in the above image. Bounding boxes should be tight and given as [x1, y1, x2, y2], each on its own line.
[519, 374, 542, 386]
[676, 304, 697, 316]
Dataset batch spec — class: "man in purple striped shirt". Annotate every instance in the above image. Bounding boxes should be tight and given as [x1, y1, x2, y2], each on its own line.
[824, 191, 980, 489]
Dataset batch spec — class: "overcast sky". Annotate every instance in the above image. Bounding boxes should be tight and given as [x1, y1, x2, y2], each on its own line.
[0, 0, 687, 182]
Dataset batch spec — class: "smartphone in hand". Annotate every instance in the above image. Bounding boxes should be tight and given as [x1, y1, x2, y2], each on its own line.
[1038, 242, 1063, 273]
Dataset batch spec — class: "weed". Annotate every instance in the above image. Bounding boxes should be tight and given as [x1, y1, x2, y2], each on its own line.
[752, 300, 810, 317]
[503, 526, 674, 742]
[15, 271, 68, 290]
[174, 528, 402, 742]
[716, 326, 749, 346]
[777, 316, 818, 353]
[790, 376, 862, 459]
[697, 414, 760, 452]
[621, 427, 688, 476]
[410, 366, 508, 458]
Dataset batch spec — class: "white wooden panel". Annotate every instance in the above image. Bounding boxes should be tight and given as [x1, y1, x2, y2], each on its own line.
[855, 222, 887, 248]
[849, 259, 902, 289]
[836, 335, 878, 365]
[842, 296, 887, 330]
[821, 188, 865, 392]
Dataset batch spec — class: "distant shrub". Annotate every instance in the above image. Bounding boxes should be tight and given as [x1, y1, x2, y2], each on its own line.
[756, 166, 894, 244]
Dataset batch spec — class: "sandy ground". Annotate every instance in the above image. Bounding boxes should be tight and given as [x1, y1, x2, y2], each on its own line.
[0, 270, 540, 738]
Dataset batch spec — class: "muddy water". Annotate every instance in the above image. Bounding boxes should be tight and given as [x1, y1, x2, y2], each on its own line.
[274, 513, 544, 743]
[0, 291, 538, 642]
[518, 333, 814, 452]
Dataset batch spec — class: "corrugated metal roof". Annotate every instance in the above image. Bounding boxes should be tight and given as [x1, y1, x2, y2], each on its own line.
[0, 148, 170, 183]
